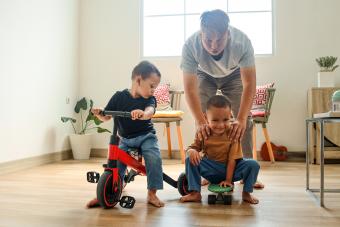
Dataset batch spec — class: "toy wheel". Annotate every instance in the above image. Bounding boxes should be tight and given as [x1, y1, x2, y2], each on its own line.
[177, 172, 189, 196]
[223, 195, 232, 205]
[97, 171, 122, 209]
[208, 194, 216, 204]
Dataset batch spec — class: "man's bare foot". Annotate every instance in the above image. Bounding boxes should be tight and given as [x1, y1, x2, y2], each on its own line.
[86, 198, 100, 208]
[242, 192, 259, 204]
[147, 190, 164, 208]
[240, 180, 265, 189]
[180, 192, 202, 203]
[201, 178, 209, 186]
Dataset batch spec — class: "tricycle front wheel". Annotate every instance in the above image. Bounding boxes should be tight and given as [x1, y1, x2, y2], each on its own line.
[97, 171, 122, 209]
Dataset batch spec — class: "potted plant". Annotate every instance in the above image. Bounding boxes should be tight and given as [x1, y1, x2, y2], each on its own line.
[61, 97, 110, 160]
[316, 56, 339, 87]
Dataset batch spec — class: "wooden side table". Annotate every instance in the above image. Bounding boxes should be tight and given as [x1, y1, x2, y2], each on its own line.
[306, 113, 340, 207]
[307, 88, 340, 164]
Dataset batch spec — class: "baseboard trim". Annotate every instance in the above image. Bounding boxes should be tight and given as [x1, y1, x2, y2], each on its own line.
[248, 151, 305, 162]
[91, 149, 108, 158]
[91, 148, 182, 159]
[0, 149, 310, 175]
[91, 149, 310, 162]
[0, 150, 72, 175]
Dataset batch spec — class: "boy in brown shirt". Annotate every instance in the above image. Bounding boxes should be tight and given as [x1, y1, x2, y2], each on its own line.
[180, 95, 260, 204]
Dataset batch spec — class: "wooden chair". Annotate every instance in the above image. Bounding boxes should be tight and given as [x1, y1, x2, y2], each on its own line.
[152, 90, 185, 163]
[251, 87, 276, 163]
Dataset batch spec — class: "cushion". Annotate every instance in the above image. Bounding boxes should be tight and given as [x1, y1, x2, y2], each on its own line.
[251, 109, 266, 117]
[153, 110, 184, 118]
[253, 83, 274, 106]
[153, 84, 172, 111]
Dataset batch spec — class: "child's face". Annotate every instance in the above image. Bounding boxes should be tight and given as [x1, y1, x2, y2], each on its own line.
[206, 106, 232, 135]
[136, 73, 160, 98]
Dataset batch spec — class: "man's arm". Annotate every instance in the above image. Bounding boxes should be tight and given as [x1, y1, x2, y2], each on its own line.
[183, 72, 210, 140]
[228, 66, 256, 141]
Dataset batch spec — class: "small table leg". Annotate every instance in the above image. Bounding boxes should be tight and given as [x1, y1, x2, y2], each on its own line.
[320, 120, 325, 207]
[306, 120, 310, 190]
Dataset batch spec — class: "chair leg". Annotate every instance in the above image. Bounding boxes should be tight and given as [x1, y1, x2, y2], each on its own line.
[176, 121, 185, 164]
[262, 124, 275, 163]
[166, 123, 172, 159]
[252, 123, 257, 160]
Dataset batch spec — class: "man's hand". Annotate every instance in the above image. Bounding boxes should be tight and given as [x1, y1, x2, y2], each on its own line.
[195, 121, 210, 141]
[219, 180, 234, 188]
[188, 149, 201, 166]
[131, 109, 144, 120]
[228, 118, 247, 142]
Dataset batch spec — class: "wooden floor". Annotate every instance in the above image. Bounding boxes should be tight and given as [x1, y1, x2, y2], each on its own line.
[1, 159, 340, 227]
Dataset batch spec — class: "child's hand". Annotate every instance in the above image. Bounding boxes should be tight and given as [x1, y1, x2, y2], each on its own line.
[188, 149, 201, 166]
[91, 108, 102, 116]
[91, 108, 111, 121]
[131, 109, 144, 120]
[219, 180, 234, 188]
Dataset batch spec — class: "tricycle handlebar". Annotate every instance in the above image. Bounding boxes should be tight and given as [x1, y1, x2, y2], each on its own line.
[101, 110, 131, 118]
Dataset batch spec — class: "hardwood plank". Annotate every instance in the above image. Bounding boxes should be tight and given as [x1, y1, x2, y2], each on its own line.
[0, 160, 340, 226]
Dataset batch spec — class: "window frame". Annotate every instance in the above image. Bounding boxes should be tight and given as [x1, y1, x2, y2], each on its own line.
[140, 0, 275, 58]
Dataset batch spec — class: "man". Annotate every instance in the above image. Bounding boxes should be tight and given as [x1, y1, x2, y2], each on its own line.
[181, 9, 255, 156]
[181, 9, 262, 188]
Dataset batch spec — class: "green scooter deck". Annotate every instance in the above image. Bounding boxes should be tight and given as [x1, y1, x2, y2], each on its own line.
[208, 184, 233, 193]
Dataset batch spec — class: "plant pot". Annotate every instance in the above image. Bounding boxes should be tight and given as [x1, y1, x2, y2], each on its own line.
[69, 134, 92, 160]
[318, 71, 335, 87]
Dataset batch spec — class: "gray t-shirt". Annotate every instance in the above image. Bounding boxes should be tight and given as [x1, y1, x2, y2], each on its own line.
[180, 26, 255, 78]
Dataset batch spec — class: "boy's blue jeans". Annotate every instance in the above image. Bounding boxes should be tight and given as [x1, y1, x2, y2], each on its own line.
[185, 157, 260, 193]
[118, 132, 163, 190]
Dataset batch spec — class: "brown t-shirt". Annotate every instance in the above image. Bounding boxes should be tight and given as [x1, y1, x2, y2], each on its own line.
[187, 132, 243, 163]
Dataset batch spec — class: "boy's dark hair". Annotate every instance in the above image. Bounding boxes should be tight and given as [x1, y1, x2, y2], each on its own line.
[131, 61, 161, 79]
[207, 95, 231, 110]
[200, 9, 230, 36]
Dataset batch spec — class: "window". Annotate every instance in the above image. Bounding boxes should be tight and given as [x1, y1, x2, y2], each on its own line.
[142, 0, 273, 57]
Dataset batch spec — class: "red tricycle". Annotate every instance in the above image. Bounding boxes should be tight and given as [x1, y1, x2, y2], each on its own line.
[87, 110, 189, 209]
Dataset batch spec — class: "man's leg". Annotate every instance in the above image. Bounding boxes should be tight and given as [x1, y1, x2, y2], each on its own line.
[197, 70, 218, 112]
[196, 71, 218, 185]
[218, 69, 253, 158]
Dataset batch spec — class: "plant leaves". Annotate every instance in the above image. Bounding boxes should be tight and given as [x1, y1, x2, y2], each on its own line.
[316, 56, 338, 71]
[61, 117, 76, 123]
[332, 65, 339, 72]
[74, 97, 87, 113]
[62, 97, 110, 134]
[86, 111, 94, 122]
[93, 115, 103, 125]
[97, 127, 111, 133]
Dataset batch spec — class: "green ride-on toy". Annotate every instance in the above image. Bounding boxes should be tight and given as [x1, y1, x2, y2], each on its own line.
[208, 184, 233, 205]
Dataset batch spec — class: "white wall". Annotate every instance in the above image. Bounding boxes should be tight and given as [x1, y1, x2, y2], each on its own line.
[0, 0, 79, 163]
[79, 0, 340, 152]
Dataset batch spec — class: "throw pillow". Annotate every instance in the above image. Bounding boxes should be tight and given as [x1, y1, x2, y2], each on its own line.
[253, 83, 274, 106]
[154, 84, 172, 111]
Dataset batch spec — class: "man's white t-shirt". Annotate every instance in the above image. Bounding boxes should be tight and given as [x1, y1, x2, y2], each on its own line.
[180, 26, 255, 78]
